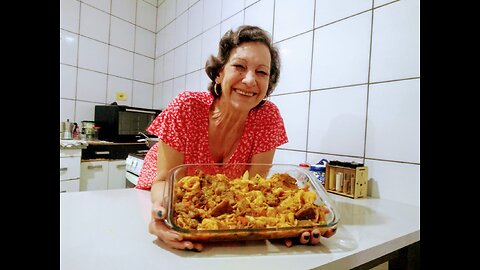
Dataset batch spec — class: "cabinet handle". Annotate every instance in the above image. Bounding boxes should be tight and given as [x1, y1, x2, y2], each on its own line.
[60, 190, 67, 193]
[95, 151, 110, 155]
[60, 167, 68, 172]
[87, 165, 103, 169]
[116, 164, 126, 168]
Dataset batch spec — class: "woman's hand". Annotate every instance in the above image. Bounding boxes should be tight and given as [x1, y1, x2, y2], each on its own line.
[283, 226, 337, 247]
[148, 198, 204, 251]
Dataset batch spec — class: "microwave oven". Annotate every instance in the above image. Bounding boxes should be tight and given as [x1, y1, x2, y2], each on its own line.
[94, 105, 161, 142]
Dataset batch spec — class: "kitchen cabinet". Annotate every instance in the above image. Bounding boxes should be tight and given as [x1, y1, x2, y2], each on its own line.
[80, 159, 126, 191]
[60, 148, 82, 192]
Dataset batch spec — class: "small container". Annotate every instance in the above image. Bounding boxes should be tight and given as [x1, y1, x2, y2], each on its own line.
[162, 163, 340, 242]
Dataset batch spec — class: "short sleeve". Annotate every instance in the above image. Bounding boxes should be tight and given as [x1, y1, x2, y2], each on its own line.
[251, 101, 288, 154]
[146, 93, 188, 152]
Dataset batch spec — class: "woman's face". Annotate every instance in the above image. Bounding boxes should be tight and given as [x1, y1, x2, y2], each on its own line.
[216, 42, 271, 112]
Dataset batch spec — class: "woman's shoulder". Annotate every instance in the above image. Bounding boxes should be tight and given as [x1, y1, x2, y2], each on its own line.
[175, 91, 213, 105]
[252, 100, 281, 117]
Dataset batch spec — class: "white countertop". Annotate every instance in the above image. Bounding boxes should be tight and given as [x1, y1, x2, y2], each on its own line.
[60, 189, 419, 270]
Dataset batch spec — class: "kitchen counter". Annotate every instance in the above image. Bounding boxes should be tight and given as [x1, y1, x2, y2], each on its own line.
[60, 189, 419, 270]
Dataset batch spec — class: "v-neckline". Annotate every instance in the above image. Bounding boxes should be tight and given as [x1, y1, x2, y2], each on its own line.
[206, 112, 250, 164]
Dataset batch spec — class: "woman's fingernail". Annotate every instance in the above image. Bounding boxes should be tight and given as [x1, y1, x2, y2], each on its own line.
[157, 210, 163, 218]
[313, 233, 320, 238]
[303, 235, 310, 241]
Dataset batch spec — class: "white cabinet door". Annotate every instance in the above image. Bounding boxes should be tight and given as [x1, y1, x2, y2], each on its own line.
[80, 160, 109, 191]
[108, 160, 127, 189]
[60, 156, 81, 181]
[60, 179, 80, 193]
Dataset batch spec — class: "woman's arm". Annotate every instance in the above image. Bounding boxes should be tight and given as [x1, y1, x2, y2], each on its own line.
[249, 149, 275, 177]
[150, 141, 184, 203]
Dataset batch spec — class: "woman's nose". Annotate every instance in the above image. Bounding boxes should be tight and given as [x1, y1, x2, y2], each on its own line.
[242, 70, 256, 87]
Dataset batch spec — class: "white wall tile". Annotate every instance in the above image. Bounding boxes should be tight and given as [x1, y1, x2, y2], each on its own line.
[137, 0, 157, 32]
[221, 0, 244, 20]
[156, 28, 166, 56]
[81, 0, 111, 13]
[176, 0, 189, 16]
[108, 46, 134, 79]
[274, 32, 312, 94]
[273, 149, 306, 165]
[315, 0, 372, 27]
[80, 4, 110, 43]
[270, 92, 309, 151]
[201, 25, 221, 70]
[244, 0, 274, 35]
[154, 56, 164, 83]
[60, 30, 78, 66]
[164, 22, 176, 52]
[273, 0, 314, 42]
[203, 0, 222, 31]
[187, 1, 203, 39]
[75, 100, 100, 122]
[145, 0, 159, 7]
[173, 76, 186, 97]
[162, 50, 175, 80]
[221, 11, 244, 36]
[366, 79, 420, 163]
[374, 0, 398, 8]
[110, 17, 135, 51]
[164, 0, 177, 25]
[365, 159, 420, 207]
[185, 70, 202, 91]
[76, 69, 107, 103]
[189, 0, 200, 7]
[370, 0, 420, 82]
[245, 0, 258, 6]
[78, 36, 109, 73]
[60, 0, 80, 33]
[161, 79, 174, 108]
[311, 11, 371, 89]
[60, 98, 76, 122]
[134, 54, 155, 83]
[186, 35, 202, 73]
[135, 26, 155, 57]
[307, 85, 367, 156]
[111, 0, 137, 24]
[157, 2, 166, 31]
[153, 82, 163, 109]
[107, 75, 133, 106]
[174, 44, 188, 77]
[60, 64, 77, 99]
[132, 81, 154, 108]
[174, 12, 189, 47]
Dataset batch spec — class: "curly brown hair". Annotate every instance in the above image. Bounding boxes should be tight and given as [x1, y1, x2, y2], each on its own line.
[205, 25, 281, 103]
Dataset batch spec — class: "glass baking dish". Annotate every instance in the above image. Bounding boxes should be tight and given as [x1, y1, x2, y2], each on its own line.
[162, 163, 340, 242]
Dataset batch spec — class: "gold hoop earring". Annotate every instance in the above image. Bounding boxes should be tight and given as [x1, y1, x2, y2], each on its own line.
[214, 83, 221, 96]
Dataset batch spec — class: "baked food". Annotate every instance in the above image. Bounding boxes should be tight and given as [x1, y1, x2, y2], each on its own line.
[172, 170, 330, 231]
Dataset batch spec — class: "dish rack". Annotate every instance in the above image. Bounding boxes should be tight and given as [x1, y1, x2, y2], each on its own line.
[324, 161, 368, 199]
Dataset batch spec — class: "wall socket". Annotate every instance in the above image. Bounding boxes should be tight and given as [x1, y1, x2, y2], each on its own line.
[116, 91, 127, 101]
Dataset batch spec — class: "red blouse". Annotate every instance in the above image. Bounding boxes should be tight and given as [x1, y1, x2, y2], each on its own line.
[135, 91, 288, 190]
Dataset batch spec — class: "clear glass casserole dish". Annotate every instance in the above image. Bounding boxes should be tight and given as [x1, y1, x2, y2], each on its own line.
[162, 163, 340, 242]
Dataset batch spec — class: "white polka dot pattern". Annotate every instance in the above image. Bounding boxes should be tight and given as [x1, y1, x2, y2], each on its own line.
[135, 91, 288, 190]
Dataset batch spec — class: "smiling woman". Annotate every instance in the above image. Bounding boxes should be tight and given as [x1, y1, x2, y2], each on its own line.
[135, 25, 336, 252]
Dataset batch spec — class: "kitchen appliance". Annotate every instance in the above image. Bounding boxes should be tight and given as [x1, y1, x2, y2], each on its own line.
[60, 119, 73, 140]
[125, 152, 147, 186]
[94, 104, 161, 142]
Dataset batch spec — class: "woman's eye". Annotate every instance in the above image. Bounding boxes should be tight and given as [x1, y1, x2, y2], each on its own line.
[257, 71, 269, 76]
[233, 64, 245, 70]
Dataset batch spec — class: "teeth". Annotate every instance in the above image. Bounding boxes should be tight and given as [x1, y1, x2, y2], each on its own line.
[236, 89, 254, 96]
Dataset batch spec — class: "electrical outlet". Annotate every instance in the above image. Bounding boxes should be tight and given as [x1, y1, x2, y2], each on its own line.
[116, 91, 127, 101]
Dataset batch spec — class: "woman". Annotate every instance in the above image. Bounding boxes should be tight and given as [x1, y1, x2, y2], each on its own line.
[137, 25, 336, 251]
